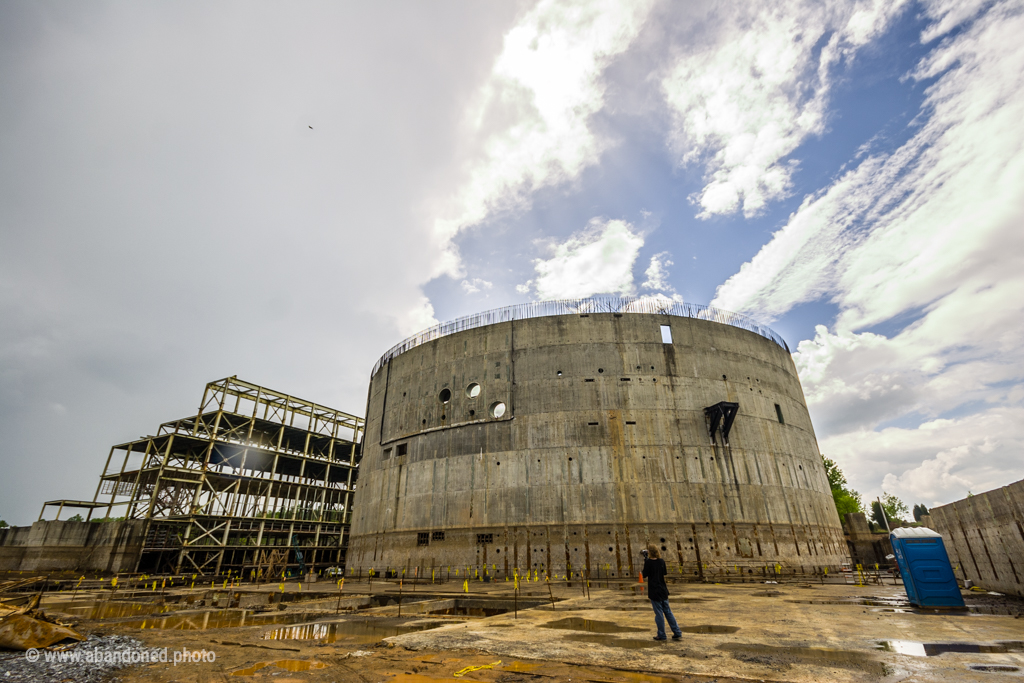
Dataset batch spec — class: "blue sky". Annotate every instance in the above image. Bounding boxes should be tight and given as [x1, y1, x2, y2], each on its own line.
[2, 0, 1022, 523]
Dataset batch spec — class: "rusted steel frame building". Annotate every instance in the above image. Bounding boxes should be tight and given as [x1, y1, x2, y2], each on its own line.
[63, 377, 363, 575]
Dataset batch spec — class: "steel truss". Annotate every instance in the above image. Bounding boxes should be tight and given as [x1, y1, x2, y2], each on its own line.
[86, 376, 363, 576]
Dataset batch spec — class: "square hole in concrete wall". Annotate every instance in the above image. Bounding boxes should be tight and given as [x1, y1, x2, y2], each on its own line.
[397, 443, 408, 456]
[417, 532, 429, 546]
[660, 325, 673, 343]
[431, 531, 445, 541]
[477, 533, 494, 544]
[383, 448, 392, 459]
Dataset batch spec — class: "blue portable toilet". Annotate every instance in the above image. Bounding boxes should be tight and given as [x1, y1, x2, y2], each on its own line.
[890, 527, 965, 608]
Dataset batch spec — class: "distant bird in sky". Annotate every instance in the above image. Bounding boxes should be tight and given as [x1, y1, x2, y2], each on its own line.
[308, 125, 313, 129]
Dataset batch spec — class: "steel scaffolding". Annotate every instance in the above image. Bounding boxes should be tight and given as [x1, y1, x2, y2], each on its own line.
[85, 376, 363, 576]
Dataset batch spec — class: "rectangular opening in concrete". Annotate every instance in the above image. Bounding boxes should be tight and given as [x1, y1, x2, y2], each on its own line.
[660, 325, 673, 343]
[775, 404, 785, 424]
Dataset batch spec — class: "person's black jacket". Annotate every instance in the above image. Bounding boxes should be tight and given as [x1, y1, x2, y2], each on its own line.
[641, 557, 669, 601]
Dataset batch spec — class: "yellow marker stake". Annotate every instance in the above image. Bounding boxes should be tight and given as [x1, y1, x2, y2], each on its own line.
[463, 579, 469, 593]
[280, 583, 285, 592]
[111, 577, 118, 587]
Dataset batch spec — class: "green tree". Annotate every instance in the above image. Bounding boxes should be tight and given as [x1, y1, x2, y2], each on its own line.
[0, 520, 7, 528]
[821, 455, 863, 518]
[871, 492, 909, 528]
[912, 504, 930, 522]
[67, 514, 84, 522]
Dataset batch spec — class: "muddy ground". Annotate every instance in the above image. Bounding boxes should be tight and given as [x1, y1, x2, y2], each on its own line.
[3, 579, 1024, 683]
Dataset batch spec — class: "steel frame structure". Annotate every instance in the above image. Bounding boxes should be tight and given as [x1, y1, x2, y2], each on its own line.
[84, 377, 362, 576]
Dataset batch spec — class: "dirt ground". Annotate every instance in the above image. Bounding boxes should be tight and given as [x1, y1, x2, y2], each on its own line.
[8, 578, 1024, 683]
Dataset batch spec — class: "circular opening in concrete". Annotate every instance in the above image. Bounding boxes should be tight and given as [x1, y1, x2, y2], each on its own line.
[469, 409, 475, 417]
[439, 388, 452, 403]
[489, 401, 506, 418]
[466, 383, 481, 398]
[598, 368, 604, 373]
[557, 371, 562, 377]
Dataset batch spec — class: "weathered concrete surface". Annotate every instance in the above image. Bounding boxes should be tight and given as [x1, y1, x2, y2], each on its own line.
[929, 479, 1024, 597]
[845, 512, 895, 567]
[349, 312, 847, 577]
[390, 584, 1024, 682]
[0, 520, 146, 573]
[48, 579, 1024, 683]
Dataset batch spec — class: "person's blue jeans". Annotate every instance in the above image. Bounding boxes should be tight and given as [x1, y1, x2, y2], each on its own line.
[650, 598, 681, 639]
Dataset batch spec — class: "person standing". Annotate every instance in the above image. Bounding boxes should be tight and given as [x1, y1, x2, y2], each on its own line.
[641, 545, 682, 641]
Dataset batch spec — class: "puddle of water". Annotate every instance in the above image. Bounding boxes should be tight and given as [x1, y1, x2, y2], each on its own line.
[539, 617, 646, 634]
[427, 607, 508, 617]
[750, 590, 785, 597]
[969, 664, 1021, 672]
[585, 672, 680, 683]
[719, 643, 887, 675]
[41, 600, 177, 620]
[231, 659, 326, 676]
[966, 605, 1024, 616]
[877, 640, 1024, 657]
[119, 609, 316, 630]
[679, 625, 740, 634]
[608, 599, 718, 612]
[562, 633, 661, 650]
[262, 620, 449, 643]
[786, 598, 909, 607]
[502, 661, 542, 673]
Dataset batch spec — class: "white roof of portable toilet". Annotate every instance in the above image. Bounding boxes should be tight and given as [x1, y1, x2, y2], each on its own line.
[891, 527, 941, 538]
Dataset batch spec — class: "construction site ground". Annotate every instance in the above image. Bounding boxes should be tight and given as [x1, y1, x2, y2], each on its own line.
[3, 576, 1024, 683]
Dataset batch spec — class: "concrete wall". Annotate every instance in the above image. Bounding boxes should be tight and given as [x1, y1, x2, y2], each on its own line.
[929, 479, 1024, 597]
[348, 312, 848, 577]
[0, 520, 146, 573]
[843, 512, 894, 567]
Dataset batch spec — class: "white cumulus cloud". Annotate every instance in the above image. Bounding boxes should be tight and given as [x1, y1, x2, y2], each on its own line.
[662, 0, 907, 218]
[460, 278, 493, 295]
[528, 218, 644, 300]
[431, 0, 655, 277]
[712, 0, 1024, 504]
[641, 251, 675, 292]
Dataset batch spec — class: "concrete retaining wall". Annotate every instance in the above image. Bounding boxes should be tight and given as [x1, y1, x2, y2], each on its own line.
[349, 312, 848, 577]
[929, 479, 1024, 597]
[0, 520, 146, 573]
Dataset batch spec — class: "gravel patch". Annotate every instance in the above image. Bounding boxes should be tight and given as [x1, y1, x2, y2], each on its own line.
[0, 634, 149, 683]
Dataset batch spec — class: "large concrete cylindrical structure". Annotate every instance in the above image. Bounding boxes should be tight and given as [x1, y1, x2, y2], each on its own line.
[348, 299, 847, 579]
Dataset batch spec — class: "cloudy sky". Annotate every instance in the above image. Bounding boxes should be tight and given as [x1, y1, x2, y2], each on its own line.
[2, 0, 1022, 524]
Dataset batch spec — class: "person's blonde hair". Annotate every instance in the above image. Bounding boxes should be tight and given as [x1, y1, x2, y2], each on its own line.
[647, 545, 660, 559]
